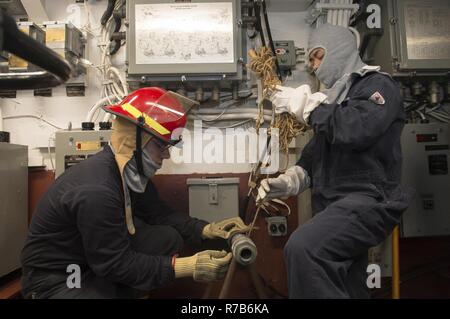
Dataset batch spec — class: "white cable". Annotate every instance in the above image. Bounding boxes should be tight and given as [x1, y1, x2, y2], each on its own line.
[102, 112, 114, 123]
[86, 95, 116, 122]
[107, 67, 129, 96]
[348, 27, 361, 49]
[427, 112, 449, 123]
[202, 119, 254, 129]
[429, 111, 450, 120]
[415, 110, 426, 120]
[190, 114, 273, 122]
[3, 115, 63, 130]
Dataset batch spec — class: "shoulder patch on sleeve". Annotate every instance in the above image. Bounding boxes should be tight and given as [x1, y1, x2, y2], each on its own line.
[369, 91, 386, 105]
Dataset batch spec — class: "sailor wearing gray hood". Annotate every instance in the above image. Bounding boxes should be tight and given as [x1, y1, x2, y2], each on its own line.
[257, 23, 413, 298]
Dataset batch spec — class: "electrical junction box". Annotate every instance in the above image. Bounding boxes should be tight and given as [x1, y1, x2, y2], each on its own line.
[274, 40, 297, 71]
[126, 0, 245, 89]
[55, 129, 112, 178]
[42, 21, 87, 96]
[368, 0, 450, 77]
[400, 123, 450, 237]
[187, 177, 239, 223]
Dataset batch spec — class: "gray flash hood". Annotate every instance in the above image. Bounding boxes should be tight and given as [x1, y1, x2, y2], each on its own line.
[308, 23, 381, 104]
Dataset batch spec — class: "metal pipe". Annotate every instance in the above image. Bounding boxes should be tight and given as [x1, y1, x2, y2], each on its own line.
[230, 234, 257, 266]
[0, 103, 3, 132]
[332, 0, 338, 25]
[327, 9, 332, 24]
[212, 85, 220, 102]
[412, 82, 423, 96]
[232, 85, 239, 100]
[195, 85, 204, 102]
[338, 0, 344, 26]
[218, 234, 258, 299]
[429, 81, 440, 105]
[0, 11, 72, 89]
[0, 71, 64, 90]
[392, 226, 400, 299]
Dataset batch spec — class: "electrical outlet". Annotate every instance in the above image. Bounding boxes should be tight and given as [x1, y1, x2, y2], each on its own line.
[266, 216, 288, 237]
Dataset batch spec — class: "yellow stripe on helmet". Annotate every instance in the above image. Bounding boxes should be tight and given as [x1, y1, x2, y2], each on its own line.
[121, 102, 171, 136]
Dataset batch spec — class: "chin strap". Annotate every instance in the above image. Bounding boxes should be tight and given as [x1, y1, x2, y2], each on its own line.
[134, 116, 145, 176]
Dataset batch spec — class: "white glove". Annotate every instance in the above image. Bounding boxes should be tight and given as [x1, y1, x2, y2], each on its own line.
[269, 85, 328, 124]
[256, 166, 310, 204]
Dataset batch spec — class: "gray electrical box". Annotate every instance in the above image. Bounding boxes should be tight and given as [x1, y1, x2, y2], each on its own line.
[187, 177, 239, 223]
[401, 123, 450, 237]
[55, 129, 112, 178]
[43, 21, 86, 77]
[274, 40, 297, 71]
[42, 21, 87, 96]
[126, 0, 244, 86]
[0, 143, 28, 278]
[369, 0, 450, 76]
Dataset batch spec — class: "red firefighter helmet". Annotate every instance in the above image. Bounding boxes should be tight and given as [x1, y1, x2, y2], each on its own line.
[103, 87, 197, 145]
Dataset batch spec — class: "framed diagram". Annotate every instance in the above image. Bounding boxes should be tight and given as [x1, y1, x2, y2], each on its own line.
[127, 0, 242, 76]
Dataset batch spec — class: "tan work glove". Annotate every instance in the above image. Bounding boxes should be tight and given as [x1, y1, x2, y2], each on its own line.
[174, 250, 232, 282]
[202, 217, 251, 240]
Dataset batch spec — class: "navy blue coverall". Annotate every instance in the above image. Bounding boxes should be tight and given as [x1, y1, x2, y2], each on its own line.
[21, 146, 207, 298]
[284, 72, 413, 298]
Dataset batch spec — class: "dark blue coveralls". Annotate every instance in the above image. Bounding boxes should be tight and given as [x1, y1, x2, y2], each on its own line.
[284, 72, 413, 298]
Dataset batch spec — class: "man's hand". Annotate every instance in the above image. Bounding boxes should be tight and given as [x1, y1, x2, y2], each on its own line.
[256, 166, 310, 205]
[268, 85, 328, 124]
[174, 250, 232, 282]
[202, 217, 251, 240]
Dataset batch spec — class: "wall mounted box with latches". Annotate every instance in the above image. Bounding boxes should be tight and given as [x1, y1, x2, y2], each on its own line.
[187, 177, 240, 223]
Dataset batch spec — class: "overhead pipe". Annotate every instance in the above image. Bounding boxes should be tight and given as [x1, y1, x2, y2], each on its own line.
[0, 10, 72, 90]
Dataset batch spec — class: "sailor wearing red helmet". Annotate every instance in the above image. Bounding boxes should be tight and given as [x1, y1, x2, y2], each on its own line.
[20, 87, 250, 299]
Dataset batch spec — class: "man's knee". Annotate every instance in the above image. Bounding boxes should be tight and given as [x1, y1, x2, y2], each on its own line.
[131, 221, 184, 256]
[284, 227, 315, 262]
